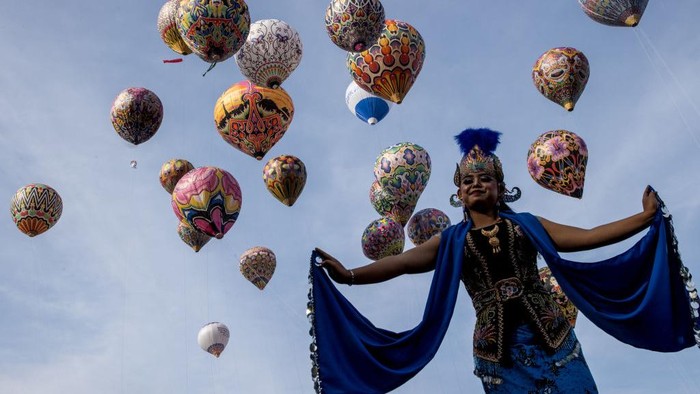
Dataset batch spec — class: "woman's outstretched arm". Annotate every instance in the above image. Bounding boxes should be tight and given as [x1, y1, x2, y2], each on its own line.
[315, 234, 441, 285]
[537, 186, 660, 253]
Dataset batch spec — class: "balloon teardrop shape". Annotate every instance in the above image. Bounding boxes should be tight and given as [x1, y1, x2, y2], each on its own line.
[239, 246, 276, 290]
[578, 0, 648, 27]
[262, 155, 307, 206]
[532, 47, 589, 112]
[527, 130, 588, 198]
[197, 322, 230, 358]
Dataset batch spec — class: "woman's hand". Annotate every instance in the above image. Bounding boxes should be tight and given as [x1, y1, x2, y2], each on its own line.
[642, 185, 660, 219]
[315, 247, 352, 285]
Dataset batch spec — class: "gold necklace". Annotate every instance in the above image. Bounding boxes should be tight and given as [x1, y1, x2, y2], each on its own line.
[480, 224, 501, 254]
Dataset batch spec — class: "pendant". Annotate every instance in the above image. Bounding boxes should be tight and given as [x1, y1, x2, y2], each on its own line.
[480, 224, 501, 254]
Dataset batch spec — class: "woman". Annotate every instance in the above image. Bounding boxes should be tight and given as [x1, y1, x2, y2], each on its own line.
[309, 128, 696, 393]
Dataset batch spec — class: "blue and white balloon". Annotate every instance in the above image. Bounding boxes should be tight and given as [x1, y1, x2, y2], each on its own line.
[345, 81, 392, 125]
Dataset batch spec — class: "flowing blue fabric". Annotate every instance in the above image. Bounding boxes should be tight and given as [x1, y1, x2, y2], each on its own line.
[309, 210, 695, 393]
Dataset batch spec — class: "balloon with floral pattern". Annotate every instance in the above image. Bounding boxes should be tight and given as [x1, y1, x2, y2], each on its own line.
[158, 0, 192, 56]
[361, 217, 404, 260]
[578, 0, 648, 27]
[262, 155, 306, 206]
[407, 208, 451, 246]
[110, 87, 163, 145]
[532, 47, 589, 112]
[369, 180, 395, 217]
[539, 267, 578, 327]
[177, 220, 211, 252]
[527, 130, 588, 199]
[10, 184, 63, 237]
[239, 246, 276, 290]
[160, 158, 195, 194]
[325, 0, 385, 52]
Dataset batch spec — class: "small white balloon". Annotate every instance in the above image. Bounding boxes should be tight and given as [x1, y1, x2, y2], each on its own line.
[197, 322, 230, 358]
[130, 160, 137, 169]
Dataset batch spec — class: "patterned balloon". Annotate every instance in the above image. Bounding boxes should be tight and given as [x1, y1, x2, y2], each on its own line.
[10, 184, 63, 237]
[527, 130, 588, 199]
[347, 19, 425, 104]
[361, 217, 405, 260]
[110, 87, 163, 145]
[373, 142, 431, 226]
[345, 81, 392, 125]
[235, 19, 303, 88]
[532, 47, 589, 112]
[197, 322, 230, 358]
[406, 208, 451, 246]
[160, 158, 195, 194]
[171, 166, 242, 239]
[177, 220, 211, 252]
[369, 180, 395, 217]
[239, 246, 276, 290]
[578, 0, 648, 27]
[214, 80, 295, 160]
[176, 0, 250, 63]
[157, 0, 192, 56]
[539, 267, 578, 327]
[262, 155, 306, 206]
[325, 0, 385, 52]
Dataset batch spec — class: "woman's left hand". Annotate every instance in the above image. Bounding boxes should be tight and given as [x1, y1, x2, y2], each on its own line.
[642, 185, 659, 218]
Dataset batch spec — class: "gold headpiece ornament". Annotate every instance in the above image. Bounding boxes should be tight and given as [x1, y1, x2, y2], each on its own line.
[453, 128, 504, 187]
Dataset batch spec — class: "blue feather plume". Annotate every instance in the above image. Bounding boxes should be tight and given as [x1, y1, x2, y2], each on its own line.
[454, 128, 501, 156]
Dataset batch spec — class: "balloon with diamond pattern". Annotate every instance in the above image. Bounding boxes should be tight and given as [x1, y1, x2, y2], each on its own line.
[10, 184, 63, 237]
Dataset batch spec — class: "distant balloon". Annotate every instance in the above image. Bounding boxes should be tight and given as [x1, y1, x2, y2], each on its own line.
[160, 158, 195, 194]
[171, 166, 242, 239]
[345, 81, 392, 125]
[578, 0, 648, 27]
[262, 155, 307, 206]
[157, 0, 192, 56]
[539, 267, 578, 327]
[239, 246, 276, 290]
[177, 220, 211, 252]
[527, 130, 588, 199]
[176, 0, 250, 63]
[130, 160, 138, 169]
[325, 0, 385, 52]
[110, 87, 163, 145]
[214, 80, 295, 160]
[407, 208, 451, 246]
[532, 47, 589, 112]
[235, 19, 303, 88]
[10, 184, 63, 237]
[197, 322, 230, 358]
[361, 217, 405, 260]
[347, 19, 425, 104]
[369, 180, 395, 217]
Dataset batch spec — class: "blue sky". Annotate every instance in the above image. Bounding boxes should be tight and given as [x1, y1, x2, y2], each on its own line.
[1, 1, 699, 393]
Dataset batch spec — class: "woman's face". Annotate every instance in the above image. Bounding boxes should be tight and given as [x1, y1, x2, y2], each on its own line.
[457, 171, 502, 211]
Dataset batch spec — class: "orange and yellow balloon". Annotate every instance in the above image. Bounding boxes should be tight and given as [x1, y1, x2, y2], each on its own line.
[157, 0, 192, 56]
[262, 155, 307, 206]
[160, 158, 195, 194]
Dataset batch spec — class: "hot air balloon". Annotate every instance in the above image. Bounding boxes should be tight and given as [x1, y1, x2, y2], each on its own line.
[197, 322, 230, 358]
[157, 0, 192, 56]
[347, 19, 425, 104]
[110, 87, 163, 145]
[235, 19, 303, 88]
[160, 158, 195, 194]
[406, 208, 451, 246]
[214, 80, 295, 160]
[361, 217, 405, 260]
[171, 166, 242, 239]
[373, 142, 431, 226]
[532, 47, 589, 112]
[325, 0, 385, 52]
[369, 180, 395, 217]
[578, 0, 648, 27]
[239, 246, 276, 290]
[539, 267, 578, 327]
[262, 155, 306, 206]
[10, 184, 63, 237]
[176, 0, 250, 63]
[345, 81, 392, 125]
[177, 220, 211, 252]
[527, 130, 588, 199]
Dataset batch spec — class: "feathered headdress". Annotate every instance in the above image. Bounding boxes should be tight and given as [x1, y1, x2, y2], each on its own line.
[453, 128, 504, 186]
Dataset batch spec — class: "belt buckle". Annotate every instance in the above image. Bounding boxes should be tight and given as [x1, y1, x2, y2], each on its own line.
[495, 278, 523, 302]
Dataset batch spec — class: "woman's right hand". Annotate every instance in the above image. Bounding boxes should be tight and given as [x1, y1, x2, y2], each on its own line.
[315, 247, 352, 285]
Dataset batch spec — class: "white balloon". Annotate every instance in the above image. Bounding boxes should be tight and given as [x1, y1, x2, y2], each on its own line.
[197, 322, 230, 358]
[345, 81, 392, 125]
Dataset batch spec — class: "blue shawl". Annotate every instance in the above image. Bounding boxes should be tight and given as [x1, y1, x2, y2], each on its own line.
[308, 210, 697, 393]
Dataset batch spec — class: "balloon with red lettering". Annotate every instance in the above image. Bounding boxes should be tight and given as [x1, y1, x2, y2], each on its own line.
[157, 0, 192, 56]
[407, 208, 451, 246]
[239, 246, 276, 290]
[10, 184, 63, 237]
[361, 217, 404, 260]
[539, 267, 578, 327]
[345, 81, 392, 125]
[171, 166, 242, 239]
[532, 47, 589, 112]
[160, 159, 195, 194]
[578, 0, 648, 27]
[214, 80, 295, 160]
[325, 0, 385, 52]
[177, 220, 211, 252]
[262, 155, 306, 206]
[110, 87, 163, 145]
[347, 19, 425, 104]
[197, 322, 230, 358]
[527, 130, 588, 199]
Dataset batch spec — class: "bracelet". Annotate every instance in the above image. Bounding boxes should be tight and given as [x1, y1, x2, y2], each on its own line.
[348, 270, 355, 286]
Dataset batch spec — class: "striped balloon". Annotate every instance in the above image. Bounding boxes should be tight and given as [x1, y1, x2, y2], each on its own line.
[345, 81, 392, 125]
[578, 0, 648, 27]
[10, 184, 63, 237]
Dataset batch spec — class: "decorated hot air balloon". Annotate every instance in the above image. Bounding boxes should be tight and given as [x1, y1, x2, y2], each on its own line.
[160, 158, 195, 194]
[361, 217, 405, 260]
[369, 180, 395, 217]
[345, 81, 392, 125]
[539, 267, 578, 327]
[347, 19, 425, 104]
[325, 0, 385, 52]
[235, 19, 303, 88]
[578, 0, 648, 27]
[177, 220, 211, 252]
[527, 130, 588, 199]
[532, 47, 589, 112]
[171, 166, 242, 239]
[176, 0, 250, 63]
[262, 155, 306, 206]
[214, 80, 295, 160]
[198, 322, 230, 358]
[373, 142, 431, 226]
[110, 87, 163, 145]
[239, 246, 276, 290]
[10, 184, 63, 237]
[157, 0, 192, 56]
[406, 208, 451, 246]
